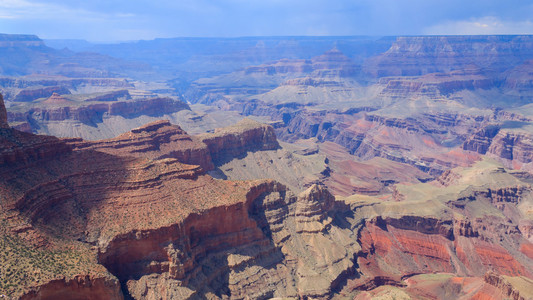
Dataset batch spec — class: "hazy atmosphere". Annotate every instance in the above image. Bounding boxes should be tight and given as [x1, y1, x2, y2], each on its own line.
[4, 0, 533, 299]
[1, 0, 532, 41]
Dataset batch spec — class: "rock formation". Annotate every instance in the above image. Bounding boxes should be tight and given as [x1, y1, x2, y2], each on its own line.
[0, 93, 8, 128]
[198, 118, 279, 164]
[7, 96, 191, 132]
[14, 86, 72, 102]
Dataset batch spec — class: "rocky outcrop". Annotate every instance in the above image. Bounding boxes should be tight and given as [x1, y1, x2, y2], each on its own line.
[20, 275, 123, 300]
[72, 120, 215, 171]
[0, 94, 8, 128]
[14, 86, 72, 102]
[463, 123, 533, 169]
[488, 131, 533, 163]
[242, 48, 359, 79]
[463, 125, 501, 154]
[198, 118, 280, 164]
[484, 272, 533, 300]
[7, 97, 190, 126]
[71, 118, 281, 172]
[84, 90, 131, 102]
[99, 180, 288, 299]
[42, 92, 73, 105]
[310, 48, 360, 77]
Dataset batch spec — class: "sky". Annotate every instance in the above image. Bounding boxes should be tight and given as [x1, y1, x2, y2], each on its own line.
[1, 0, 533, 42]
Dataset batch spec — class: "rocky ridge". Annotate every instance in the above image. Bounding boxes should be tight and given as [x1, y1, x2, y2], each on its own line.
[7, 96, 190, 130]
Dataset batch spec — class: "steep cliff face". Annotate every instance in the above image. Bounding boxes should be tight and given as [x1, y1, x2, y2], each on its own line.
[83, 89, 131, 102]
[0, 94, 8, 128]
[463, 125, 501, 154]
[276, 109, 484, 176]
[7, 97, 191, 127]
[71, 118, 281, 173]
[363, 35, 533, 77]
[464, 125, 533, 169]
[488, 130, 533, 163]
[198, 118, 280, 164]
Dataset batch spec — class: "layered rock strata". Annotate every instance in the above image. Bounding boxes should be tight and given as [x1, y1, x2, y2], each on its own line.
[2, 95, 533, 299]
[7, 97, 190, 126]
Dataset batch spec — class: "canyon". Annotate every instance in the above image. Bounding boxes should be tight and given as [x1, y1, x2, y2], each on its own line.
[1, 33, 533, 299]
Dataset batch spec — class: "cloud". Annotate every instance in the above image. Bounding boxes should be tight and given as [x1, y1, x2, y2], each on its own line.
[0, 0, 135, 21]
[0, 0, 141, 40]
[423, 16, 533, 35]
[1, 0, 533, 41]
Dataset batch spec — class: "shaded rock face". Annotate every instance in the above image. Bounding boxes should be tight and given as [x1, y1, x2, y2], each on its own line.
[0, 94, 8, 128]
[198, 118, 280, 165]
[502, 60, 533, 102]
[100, 181, 288, 299]
[101, 182, 357, 299]
[0, 97, 72, 164]
[19, 275, 123, 300]
[0, 128, 72, 165]
[72, 120, 215, 171]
